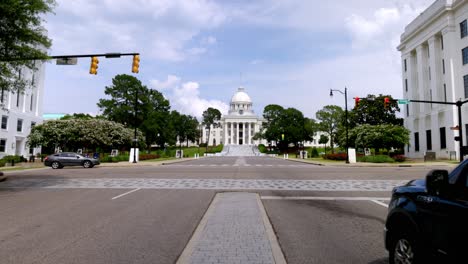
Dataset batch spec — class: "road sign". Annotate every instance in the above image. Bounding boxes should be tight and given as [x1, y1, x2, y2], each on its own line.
[397, 99, 410, 104]
[56, 58, 77, 65]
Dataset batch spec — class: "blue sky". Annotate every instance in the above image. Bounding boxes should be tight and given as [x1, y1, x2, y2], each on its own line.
[43, 0, 434, 119]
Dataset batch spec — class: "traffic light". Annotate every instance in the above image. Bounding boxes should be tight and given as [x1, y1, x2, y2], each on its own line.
[354, 97, 360, 108]
[384, 97, 390, 109]
[89, 56, 99, 75]
[132, 55, 140, 73]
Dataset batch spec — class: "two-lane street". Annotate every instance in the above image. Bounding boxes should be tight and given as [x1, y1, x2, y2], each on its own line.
[0, 157, 453, 264]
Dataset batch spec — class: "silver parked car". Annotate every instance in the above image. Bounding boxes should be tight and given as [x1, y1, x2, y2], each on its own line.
[44, 152, 100, 169]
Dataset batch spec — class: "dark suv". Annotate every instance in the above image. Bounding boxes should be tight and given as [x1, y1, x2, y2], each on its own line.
[44, 152, 100, 169]
[384, 160, 468, 263]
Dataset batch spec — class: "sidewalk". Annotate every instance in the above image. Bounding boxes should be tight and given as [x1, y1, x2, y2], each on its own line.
[177, 192, 285, 264]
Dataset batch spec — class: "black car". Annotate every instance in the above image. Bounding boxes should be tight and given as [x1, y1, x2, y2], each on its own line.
[44, 152, 100, 169]
[384, 160, 468, 263]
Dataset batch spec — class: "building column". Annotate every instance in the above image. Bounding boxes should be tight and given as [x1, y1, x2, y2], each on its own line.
[230, 122, 233, 145]
[246, 122, 250, 145]
[236, 122, 239, 145]
[224, 122, 228, 145]
[442, 25, 461, 157]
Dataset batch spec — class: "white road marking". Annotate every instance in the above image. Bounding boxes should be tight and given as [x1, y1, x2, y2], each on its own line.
[111, 188, 141, 200]
[370, 199, 389, 208]
[261, 196, 390, 201]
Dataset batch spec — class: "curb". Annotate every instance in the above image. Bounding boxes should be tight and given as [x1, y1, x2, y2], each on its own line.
[176, 193, 220, 264]
[256, 193, 287, 264]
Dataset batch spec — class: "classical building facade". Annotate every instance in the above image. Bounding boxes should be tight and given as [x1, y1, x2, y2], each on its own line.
[201, 87, 266, 146]
[0, 63, 46, 158]
[201, 87, 327, 148]
[398, 0, 468, 160]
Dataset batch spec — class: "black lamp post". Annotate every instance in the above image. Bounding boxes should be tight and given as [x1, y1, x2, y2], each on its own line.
[133, 87, 139, 163]
[330, 87, 349, 164]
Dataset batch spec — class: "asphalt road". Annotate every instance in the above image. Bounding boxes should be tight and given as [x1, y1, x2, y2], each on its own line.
[0, 157, 455, 264]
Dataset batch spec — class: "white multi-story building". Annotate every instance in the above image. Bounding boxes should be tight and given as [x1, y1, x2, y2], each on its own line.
[398, 0, 468, 160]
[201, 87, 327, 148]
[0, 63, 45, 158]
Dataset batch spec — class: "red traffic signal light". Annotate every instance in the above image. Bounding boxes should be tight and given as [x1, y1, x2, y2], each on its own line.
[354, 97, 360, 107]
[384, 97, 390, 109]
[132, 55, 140, 73]
[89, 56, 99, 75]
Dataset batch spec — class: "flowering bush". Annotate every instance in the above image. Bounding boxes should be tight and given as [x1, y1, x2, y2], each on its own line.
[392, 155, 406, 162]
[322, 153, 347, 160]
[139, 154, 160, 160]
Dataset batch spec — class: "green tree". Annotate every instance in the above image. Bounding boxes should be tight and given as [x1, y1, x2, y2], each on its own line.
[0, 0, 55, 102]
[60, 113, 95, 120]
[202, 107, 222, 150]
[316, 105, 344, 153]
[97, 74, 170, 148]
[350, 94, 403, 127]
[262, 104, 284, 144]
[319, 134, 329, 153]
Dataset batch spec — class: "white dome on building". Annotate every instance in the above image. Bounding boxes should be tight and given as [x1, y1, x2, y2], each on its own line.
[230, 87, 252, 103]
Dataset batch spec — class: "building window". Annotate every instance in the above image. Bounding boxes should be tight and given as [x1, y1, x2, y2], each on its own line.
[426, 130, 432, 151]
[1, 116, 7, 130]
[444, 84, 447, 102]
[428, 66, 431, 80]
[405, 79, 408, 92]
[442, 59, 445, 74]
[16, 92, 20, 107]
[0, 139, 6, 152]
[0, 87, 4, 103]
[406, 104, 409, 117]
[427, 47, 430, 58]
[461, 20, 468, 38]
[404, 59, 407, 72]
[17, 119, 23, 132]
[441, 35, 444, 50]
[464, 75, 468, 98]
[415, 132, 420, 152]
[440, 127, 446, 149]
[463, 47, 468, 65]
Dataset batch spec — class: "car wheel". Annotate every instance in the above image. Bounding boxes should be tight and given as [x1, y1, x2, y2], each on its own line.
[390, 232, 419, 264]
[51, 161, 61, 169]
[83, 160, 92, 168]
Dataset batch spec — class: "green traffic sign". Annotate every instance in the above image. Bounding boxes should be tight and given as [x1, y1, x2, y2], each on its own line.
[398, 99, 410, 105]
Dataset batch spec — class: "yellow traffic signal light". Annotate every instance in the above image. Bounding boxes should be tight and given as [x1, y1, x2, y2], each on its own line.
[132, 55, 140, 73]
[89, 56, 99, 75]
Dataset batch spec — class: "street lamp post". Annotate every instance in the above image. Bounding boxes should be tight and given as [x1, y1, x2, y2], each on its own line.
[132, 87, 139, 163]
[330, 87, 349, 164]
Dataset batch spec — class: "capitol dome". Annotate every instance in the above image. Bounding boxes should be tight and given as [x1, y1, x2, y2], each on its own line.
[231, 87, 252, 103]
[228, 87, 254, 115]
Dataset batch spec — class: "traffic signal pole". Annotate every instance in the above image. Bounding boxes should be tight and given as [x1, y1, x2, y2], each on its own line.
[0, 52, 140, 61]
[409, 99, 468, 162]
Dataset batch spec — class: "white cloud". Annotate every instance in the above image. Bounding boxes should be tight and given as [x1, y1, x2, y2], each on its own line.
[149, 75, 181, 90]
[48, 0, 226, 61]
[150, 75, 228, 118]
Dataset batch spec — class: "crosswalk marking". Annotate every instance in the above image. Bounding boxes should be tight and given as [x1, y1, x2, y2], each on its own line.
[172, 164, 314, 168]
[0, 178, 408, 191]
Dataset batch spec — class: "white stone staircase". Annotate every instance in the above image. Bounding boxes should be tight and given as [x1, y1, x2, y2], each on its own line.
[221, 145, 260, 156]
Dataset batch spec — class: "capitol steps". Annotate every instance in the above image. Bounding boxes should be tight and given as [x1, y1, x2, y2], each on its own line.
[221, 145, 260, 156]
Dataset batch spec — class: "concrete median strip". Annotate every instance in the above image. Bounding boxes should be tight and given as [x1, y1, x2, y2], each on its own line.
[177, 192, 286, 264]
